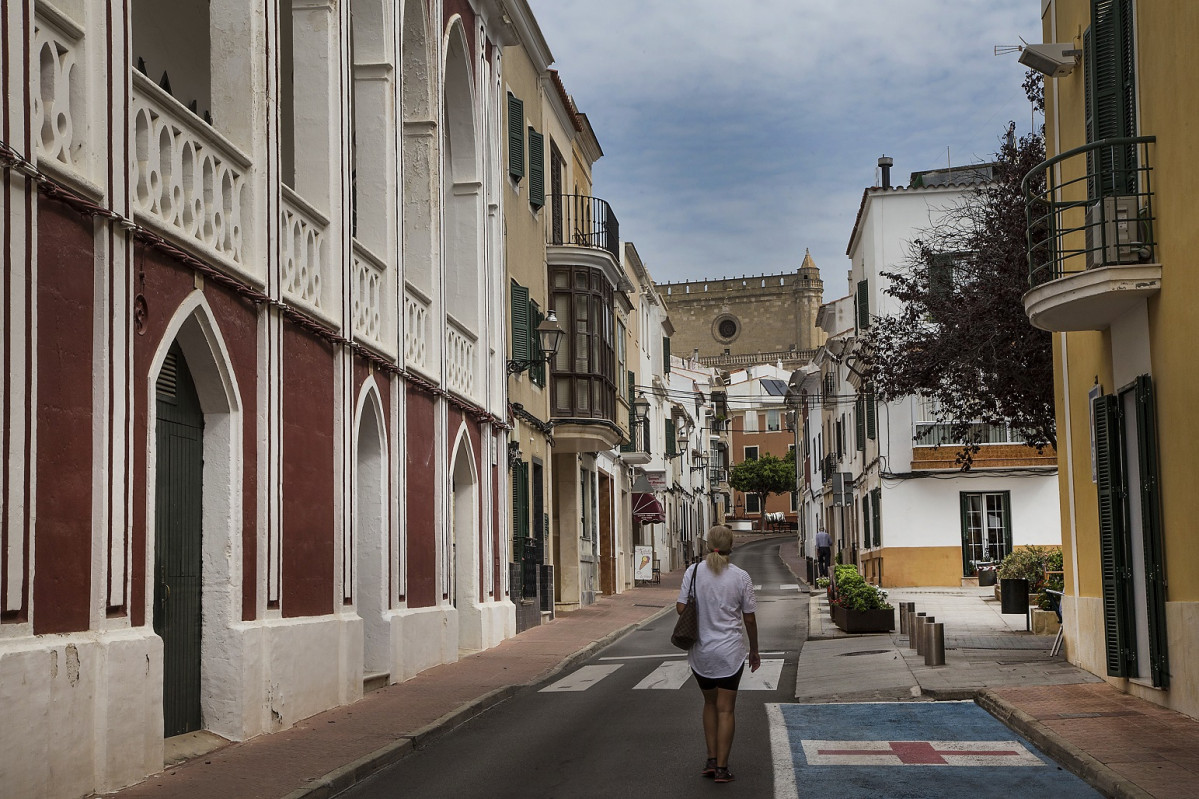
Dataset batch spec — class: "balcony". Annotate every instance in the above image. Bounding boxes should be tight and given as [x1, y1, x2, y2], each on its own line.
[1022, 137, 1159, 332]
[546, 194, 620, 260]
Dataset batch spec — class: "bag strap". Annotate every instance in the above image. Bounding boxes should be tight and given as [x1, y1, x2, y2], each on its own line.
[688, 563, 698, 603]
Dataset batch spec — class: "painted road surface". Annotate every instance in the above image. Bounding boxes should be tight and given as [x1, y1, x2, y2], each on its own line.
[768, 701, 1100, 798]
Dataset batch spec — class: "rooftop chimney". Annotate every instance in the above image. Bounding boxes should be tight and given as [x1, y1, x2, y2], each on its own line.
[878, 155, 894, 189]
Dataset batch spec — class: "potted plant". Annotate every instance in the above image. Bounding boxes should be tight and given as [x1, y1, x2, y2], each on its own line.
[829, 565, 894, 633]
[996, 546, 1054, 615]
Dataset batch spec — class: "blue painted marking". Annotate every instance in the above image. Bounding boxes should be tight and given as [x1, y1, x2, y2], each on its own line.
[772, 702, 1101, 798]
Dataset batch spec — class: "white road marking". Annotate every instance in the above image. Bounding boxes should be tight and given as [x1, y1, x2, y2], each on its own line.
[780, 583, 800, 591]
[767, 704, 799, 799]
[539, 664, 622, 692]
[799, 739, 1044, 767]
[599, 652, 687, 661]
[739, 658, 784, 690]
[754, 584, 762, 590]
[633, 660, 694, 690]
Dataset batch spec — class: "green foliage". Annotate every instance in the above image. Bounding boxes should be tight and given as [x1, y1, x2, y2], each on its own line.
[815, 576, 830, 589]
[729, 453, 794, 528]
[831, 565, 891, 611]
[996, 545, 1061, 596]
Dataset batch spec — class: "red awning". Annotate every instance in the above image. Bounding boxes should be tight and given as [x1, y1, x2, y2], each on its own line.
[632, 492, 665, 524]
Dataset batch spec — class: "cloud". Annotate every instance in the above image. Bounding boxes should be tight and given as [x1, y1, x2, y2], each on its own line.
[526, 0, 1041, 298]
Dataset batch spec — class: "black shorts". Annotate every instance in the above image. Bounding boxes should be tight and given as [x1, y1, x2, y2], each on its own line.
[693, 664, 745, 691]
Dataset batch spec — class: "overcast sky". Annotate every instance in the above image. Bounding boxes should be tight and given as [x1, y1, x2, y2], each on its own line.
[525, 0, 1043, 302]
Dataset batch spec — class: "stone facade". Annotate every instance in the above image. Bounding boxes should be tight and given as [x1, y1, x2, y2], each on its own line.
[655, 250, 825, 369]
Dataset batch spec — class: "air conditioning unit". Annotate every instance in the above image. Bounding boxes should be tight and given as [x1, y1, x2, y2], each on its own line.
[1086, 196, 1140, 269]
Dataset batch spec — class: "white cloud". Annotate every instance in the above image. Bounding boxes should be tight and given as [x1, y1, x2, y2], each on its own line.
[526, 0, 1041, 298]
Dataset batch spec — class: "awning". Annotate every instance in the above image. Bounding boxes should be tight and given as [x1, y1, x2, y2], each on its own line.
[632, 492, 665, 524]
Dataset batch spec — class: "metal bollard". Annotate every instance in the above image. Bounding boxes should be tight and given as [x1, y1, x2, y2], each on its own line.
[925, 622, 946, 666]
[917, 615, 934, 656]
[905, 602, 916, 635]
[899, 602, 908, 635]
[911, 614, 926, 652]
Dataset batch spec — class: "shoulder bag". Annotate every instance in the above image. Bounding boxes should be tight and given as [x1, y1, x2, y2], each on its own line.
[671, 564, 700, 650]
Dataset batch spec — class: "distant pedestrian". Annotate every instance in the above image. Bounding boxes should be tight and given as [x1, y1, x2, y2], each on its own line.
[815, 528, 832, 578]
[676, 525, 759, 783]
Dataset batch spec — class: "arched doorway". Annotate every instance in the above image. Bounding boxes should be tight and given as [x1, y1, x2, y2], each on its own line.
[450, 432, 479, 652]
[355, 391, 389, 676]
[154, 342, 205, 737]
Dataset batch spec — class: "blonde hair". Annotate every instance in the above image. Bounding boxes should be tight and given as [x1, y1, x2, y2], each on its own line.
[705, 526, 734, 575]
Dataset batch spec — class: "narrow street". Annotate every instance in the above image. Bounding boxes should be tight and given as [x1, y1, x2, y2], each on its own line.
[341, 536, 804, 797]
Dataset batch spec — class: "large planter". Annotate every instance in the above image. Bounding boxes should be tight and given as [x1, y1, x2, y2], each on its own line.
[999, 578, 1030, 614]
[831, 603, 895, 633]
[977, 568, 997, 587]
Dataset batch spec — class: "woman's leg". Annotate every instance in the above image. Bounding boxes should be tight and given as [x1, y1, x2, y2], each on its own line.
[714, 687, 739, 766]
[701, 687, 719, 759]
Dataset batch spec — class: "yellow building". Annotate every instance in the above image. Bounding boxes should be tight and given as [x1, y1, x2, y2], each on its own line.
[1026, 0, 1199, 720]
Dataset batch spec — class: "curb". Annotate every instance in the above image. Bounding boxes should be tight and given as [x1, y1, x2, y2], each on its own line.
[283, 601, 676, 799]
[976, 689, 1155, 799]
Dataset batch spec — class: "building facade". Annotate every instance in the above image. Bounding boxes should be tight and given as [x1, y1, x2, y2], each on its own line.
[1025, 0, 1199, 720]
[3, 1, 523, 795]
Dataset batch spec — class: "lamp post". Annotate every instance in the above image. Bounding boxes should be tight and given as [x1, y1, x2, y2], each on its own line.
[506, 310, 566, 375]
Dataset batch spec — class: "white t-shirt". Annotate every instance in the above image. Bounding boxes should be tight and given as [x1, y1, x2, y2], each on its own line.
[677, 560, 757, 679]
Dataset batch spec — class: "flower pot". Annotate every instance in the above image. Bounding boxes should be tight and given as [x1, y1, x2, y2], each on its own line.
[1000, 578, 1030, 614]
[831, 604, 895, 633]
[977, 568, 997, 587]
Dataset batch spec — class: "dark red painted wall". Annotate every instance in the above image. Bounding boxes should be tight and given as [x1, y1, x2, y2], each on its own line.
[33, 199, 94, 634]
[281, 323, 335, 617]
[130, 242, 260, 626]
[443, 0, 477, 62]
[406, 388, 436, 607]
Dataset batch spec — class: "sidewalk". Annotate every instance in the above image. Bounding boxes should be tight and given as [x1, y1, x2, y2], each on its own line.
[777, 542, 1199, 799]
[102, 571, 683, 799]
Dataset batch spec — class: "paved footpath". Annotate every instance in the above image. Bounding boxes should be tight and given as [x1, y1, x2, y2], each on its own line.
[778, 541, 1199, 799]
[100, 539, 1199, 799]
[100, 572, 683, 799]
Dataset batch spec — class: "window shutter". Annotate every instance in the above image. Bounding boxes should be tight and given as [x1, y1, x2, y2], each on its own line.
[930, 253, 954, 300]
[665, 418, 676, 458]
[511, 281, 529, 362]
[507, 94, 524, 181]
[856, 279, 870, 330]
[512, 460, 529, 561]
[871, 487, 881, 548]
[1094, 392, 1132, 677]
[861, 494, 871, 550]
[1086, 0, 1137, 196]
[528, 128, 545, 209]
[621, 371, 635, 453]
[855, 395, 865, 451]
[866, 390, 877, 441]
[528, 302, 545, 387]
[663, 337, 671, 373]
[1134, 375, 1169, 688]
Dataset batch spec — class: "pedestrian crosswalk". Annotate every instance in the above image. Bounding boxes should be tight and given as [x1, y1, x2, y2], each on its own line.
[753, 584, 802, 591]
[540, 657, 785, 693]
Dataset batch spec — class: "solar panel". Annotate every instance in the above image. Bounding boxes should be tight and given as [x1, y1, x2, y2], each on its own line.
[762, 378, 788, 396]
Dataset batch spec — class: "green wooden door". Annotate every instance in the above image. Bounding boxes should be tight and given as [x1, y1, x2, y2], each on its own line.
[154, 343, 204, 738]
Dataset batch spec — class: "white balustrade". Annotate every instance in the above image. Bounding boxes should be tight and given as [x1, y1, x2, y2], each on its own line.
[404, 288, 430, 372]
[33, 9, 84, 174]
[352, 241, 391, 353]
[280, 186, 330, 317]
[132, 71, 249, 269]
[445, 321, 476, 399]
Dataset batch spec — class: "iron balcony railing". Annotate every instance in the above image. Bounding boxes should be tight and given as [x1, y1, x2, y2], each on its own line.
[547, 194, 620, 260]
[1024, 136, 1156, 287]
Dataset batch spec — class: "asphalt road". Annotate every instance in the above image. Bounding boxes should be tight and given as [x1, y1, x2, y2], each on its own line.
[340, 535, 806, 798]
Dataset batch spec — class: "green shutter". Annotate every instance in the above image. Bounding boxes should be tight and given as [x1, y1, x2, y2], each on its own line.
[1086, 0, 1137, 196]
[871, 487, 882, 548]
[507, 94, 524, 181]
[1134, 375, 1169, 688]
[528, 302, 545, 387]
[663, 337, 671, 373]
[861, 494, 871, 550]
[866, 390, 877, 441]
[930, 253, 954, 300]
[628, 369, 637, 451]
[1094, 392, 1133, 677]
[665, 418, 676, 458]
[511, 281, 529, 362]
[855, 395, 865, 451]
[856, 279, 869, 330]
[512, 460, 529, 561]
[528, 128, 545, 209]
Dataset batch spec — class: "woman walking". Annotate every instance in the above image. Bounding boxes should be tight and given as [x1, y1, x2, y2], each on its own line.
[676, 526, 759, 783]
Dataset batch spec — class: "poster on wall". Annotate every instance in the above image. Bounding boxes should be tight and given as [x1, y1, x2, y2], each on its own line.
[634, 546, 653, 581]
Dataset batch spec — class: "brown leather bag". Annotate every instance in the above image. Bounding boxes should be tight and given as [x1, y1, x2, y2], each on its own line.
[671, 564, 699, 650]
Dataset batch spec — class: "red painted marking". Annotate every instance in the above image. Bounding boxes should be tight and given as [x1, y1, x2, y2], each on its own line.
[817, 741, 1020, 765]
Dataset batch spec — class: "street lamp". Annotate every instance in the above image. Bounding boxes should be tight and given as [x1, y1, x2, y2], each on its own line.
[669, 419, 689, 460]
[506, 310, 566, 375]
[690, 452, 709, 473]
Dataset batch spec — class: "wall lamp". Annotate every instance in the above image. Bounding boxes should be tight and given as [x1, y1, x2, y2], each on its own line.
[507, 310, 565, 376]
[507, 440, 522, 470]
[690, 453, 709, 473]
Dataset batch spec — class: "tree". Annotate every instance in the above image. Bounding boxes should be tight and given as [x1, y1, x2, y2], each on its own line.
[859, 74, 1054, 468]
[729, 452, 795, 531]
